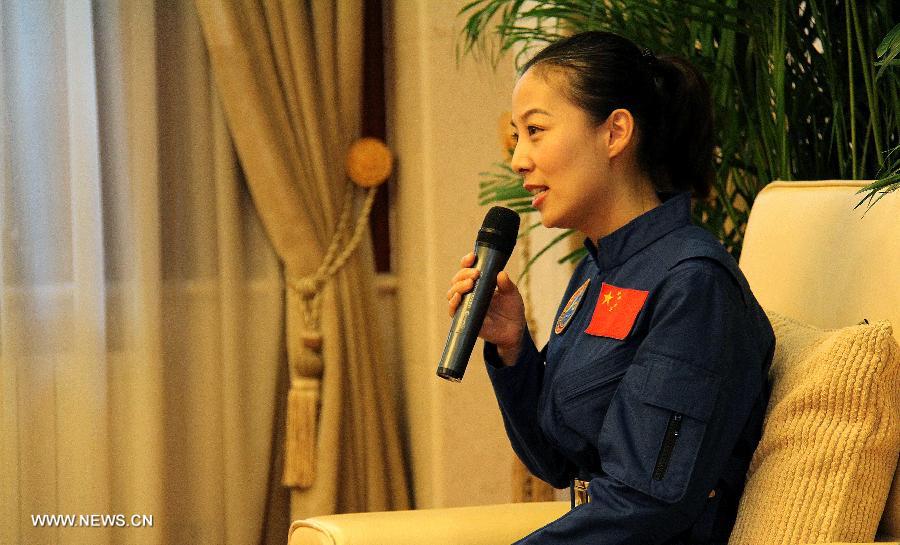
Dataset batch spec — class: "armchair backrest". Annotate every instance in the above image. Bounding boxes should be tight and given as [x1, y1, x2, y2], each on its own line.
[739, 181, 899, 331]
[738, 180, 900, 537]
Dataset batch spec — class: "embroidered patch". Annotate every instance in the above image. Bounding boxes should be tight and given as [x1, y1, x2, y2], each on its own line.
[584, 282, 649, 340]
[555, 279, 591, 335]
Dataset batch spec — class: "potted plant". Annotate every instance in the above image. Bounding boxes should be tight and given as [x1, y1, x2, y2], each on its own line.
[459, 0, 899, 269]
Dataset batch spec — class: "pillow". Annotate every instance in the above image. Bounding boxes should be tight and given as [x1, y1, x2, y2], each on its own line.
[728, 312, 900, 545]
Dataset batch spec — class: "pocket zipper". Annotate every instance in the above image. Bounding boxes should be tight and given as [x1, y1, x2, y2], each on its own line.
[653, 413, 682, 481]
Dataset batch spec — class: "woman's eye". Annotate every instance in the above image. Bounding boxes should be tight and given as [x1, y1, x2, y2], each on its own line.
[510, 126, 541, 142]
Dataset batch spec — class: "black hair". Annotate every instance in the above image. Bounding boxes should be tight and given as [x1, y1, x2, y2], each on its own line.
[521, 31, 714, 198]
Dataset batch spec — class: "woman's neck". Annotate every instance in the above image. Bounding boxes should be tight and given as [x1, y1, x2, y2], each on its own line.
[584, 176, 662, 241]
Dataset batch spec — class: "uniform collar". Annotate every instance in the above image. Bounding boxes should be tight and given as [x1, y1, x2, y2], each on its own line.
[584, 192, 692, 271]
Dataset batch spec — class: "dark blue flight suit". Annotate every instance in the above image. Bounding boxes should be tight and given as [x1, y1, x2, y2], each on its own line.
[485, 192, 774, 544]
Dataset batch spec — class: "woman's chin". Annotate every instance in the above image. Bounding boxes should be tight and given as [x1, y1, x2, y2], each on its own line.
[538, 211, 559, 229]
[539, 214, 579, 234]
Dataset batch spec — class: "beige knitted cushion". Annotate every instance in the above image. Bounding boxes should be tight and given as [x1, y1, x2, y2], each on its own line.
[728, 313, 900, 545]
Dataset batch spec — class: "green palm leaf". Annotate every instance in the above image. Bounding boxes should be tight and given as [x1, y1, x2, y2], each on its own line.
[460, 0, 899, 263]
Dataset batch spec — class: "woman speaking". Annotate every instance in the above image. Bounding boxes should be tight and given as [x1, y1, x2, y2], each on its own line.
[447, 31, 774, 544]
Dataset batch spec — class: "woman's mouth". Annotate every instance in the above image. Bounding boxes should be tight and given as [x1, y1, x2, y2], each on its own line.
[528, 186, 549, 208]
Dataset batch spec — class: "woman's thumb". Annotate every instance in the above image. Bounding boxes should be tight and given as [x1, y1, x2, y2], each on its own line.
[496, 271, 517, 293]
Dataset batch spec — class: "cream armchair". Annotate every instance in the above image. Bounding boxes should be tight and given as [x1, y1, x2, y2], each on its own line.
[288, 182, 900, 545]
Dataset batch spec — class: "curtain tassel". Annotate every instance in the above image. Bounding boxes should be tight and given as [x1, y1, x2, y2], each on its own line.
[283, 331, 324, 489]
[283, 373, 321, 488]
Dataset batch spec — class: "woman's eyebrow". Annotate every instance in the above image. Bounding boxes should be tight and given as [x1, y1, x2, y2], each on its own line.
[511, 108, 552, 126]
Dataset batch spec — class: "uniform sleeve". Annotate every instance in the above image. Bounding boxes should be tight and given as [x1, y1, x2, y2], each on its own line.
[513, 260, 772, 544]
[485, 330, 574, 488]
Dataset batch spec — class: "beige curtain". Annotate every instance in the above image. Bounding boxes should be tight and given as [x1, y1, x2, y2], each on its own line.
[193, 1, 410, 518]
[1, 1, 286, 543]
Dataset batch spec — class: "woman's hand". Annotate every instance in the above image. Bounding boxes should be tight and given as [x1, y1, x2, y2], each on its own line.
[446, 252, 526, 366]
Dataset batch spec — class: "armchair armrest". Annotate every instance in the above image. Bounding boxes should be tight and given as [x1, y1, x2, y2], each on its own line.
[287, 504, 899, 545]
[288, 501, 569, 545]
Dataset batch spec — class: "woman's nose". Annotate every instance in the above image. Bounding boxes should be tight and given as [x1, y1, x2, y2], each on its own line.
[510, 143, 533, 174]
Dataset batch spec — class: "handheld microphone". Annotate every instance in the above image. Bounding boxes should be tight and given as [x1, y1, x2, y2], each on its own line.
[436, 206, 520, 382]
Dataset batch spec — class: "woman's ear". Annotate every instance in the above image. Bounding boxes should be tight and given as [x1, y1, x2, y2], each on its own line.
[602, 108, 635, 160]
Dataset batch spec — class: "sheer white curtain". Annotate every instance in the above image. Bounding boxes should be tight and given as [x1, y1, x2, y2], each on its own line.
[1, 2, 286, 544]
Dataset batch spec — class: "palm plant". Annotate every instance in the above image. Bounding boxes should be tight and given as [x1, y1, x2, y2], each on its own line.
[459, 1, 899, 268]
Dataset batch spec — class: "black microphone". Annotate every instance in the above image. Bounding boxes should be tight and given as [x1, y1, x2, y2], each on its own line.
[437, 206, 520, 382]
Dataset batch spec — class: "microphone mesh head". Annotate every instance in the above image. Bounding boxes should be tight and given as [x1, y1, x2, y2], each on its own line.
[477, 206, 520, 255]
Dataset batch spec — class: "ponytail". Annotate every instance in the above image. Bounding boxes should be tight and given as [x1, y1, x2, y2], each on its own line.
[650, 56, 714, 198]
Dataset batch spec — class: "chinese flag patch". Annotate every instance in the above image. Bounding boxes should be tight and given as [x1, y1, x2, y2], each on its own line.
[584, 282, 649, 340]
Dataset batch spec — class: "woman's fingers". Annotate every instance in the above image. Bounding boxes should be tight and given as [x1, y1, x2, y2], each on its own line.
[450, 267, 479, 286]
[448, 292, 461, 317]
[447, 256, 477, 318]
[447, 254, 478, 295]
[447, 269, 515, 301]
[446, 277, 477, 300]
[446, 255, 517, 323]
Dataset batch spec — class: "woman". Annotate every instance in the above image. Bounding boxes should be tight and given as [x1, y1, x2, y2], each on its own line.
[447, 32, 774, 544]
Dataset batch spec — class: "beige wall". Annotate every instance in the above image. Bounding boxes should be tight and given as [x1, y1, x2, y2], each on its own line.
[388, 0, 516, 509]
[387, 0, 576, 508]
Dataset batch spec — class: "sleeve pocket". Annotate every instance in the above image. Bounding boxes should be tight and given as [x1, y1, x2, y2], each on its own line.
[598, 356, 721, 503]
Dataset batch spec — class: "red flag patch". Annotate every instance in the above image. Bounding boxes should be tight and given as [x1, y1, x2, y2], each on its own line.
[584, 282, 649, 340]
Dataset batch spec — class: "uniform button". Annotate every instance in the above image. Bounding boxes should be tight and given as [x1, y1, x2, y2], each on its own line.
[708, 489, 717, 498]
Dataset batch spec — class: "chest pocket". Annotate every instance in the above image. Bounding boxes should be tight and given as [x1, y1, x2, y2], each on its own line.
[553, 350, 632, 450]
[598, 356, 722, 503]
